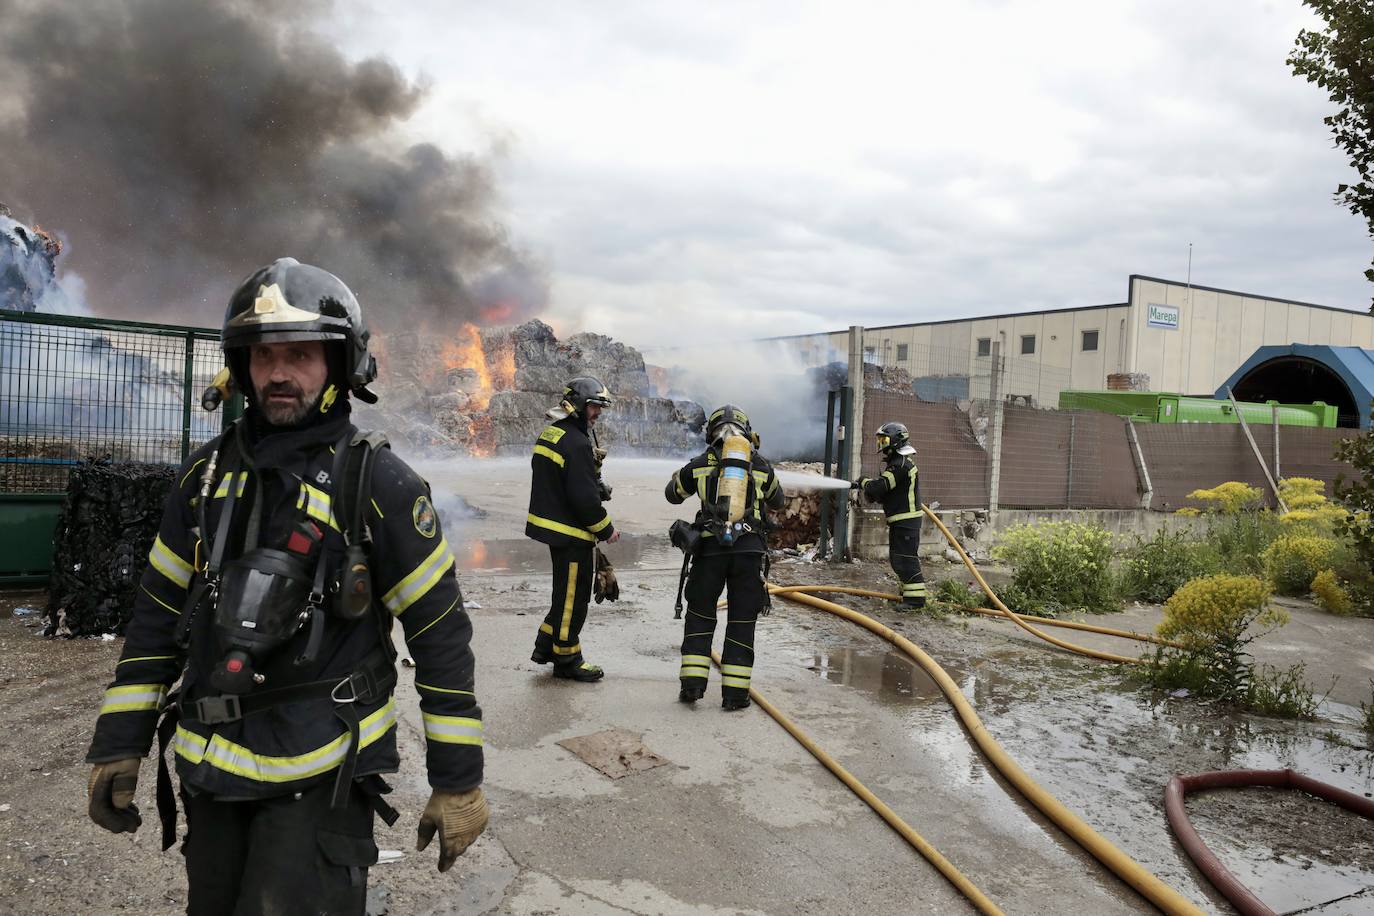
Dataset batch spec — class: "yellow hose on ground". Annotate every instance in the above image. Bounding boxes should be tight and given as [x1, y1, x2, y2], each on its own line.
[710, 650, 1004, 916]
[768, 585, 1180, 649]
[919, 507, 1145, 665]
[773, 588, 1205, 916]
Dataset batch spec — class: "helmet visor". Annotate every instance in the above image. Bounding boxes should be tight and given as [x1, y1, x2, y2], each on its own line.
[875, 434, 891, 449]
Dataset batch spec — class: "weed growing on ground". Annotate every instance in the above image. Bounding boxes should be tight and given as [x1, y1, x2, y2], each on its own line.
[1363, 681, 1374, 735]
[1246, 663, 1324, 719]
[1202, 511, 1285, 576]
[992, 521, 1119, 615]
[1120, 527, 1217, 604]
[1145, 574, 1319, 717]
[933, 578, 981, 611]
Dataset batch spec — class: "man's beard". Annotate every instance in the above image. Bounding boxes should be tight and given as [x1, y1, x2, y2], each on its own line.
[257, 382, 320, 426]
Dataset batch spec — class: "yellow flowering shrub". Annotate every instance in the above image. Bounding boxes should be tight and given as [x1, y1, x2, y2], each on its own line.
[1263, 533, 1340, 595]
[1175, 507, 1201, 517]
[1188, 482, 1263, 514]
[1158, 575, 1285, 647]
[1278, 477, 1346, 533]
[1311, 568, 1353, 615]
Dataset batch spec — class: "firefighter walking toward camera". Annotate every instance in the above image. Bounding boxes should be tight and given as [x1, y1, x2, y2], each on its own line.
[85, 258, 487, 915]
[526, 376, 620, 681]
[665, 405, 784, 710]
[852, 421, 926, 608]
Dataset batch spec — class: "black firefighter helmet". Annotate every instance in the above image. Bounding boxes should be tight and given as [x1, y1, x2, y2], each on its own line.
[559, 376, 613, 417]
[875, 421, 914, 455]
[221, 257, 378, 405]
[705, 404, 751, 443]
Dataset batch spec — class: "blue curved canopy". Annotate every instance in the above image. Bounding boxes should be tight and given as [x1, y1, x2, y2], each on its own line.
[1215, 344, 1374, 428]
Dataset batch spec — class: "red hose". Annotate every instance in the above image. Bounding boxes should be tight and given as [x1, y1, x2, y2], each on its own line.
[1163, 769, 1374, 916]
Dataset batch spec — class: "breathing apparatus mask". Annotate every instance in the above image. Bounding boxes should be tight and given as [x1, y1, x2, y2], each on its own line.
[207, 521, 325, 694]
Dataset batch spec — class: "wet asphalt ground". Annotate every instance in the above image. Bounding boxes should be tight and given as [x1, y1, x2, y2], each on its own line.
[1, 454, 1372, 914]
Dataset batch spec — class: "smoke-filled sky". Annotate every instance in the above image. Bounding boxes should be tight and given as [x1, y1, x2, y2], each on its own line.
[0, 0, 547, 330]
[2, 0, 1370, 351]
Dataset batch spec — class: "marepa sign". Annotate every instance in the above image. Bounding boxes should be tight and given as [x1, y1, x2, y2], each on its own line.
[1146, 302, 1180, 330]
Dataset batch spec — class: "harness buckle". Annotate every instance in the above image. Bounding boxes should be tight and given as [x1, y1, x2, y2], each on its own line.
[192, 694, 242, 725]
[331, 666, 380, 705]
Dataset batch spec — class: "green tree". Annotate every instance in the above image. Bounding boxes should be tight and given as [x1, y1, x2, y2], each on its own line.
[1289, 2, 1374, 305]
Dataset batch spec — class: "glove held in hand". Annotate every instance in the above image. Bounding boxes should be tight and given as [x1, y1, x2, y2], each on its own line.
[88, 758, 142, 834]
[416, 787, 489, 873]
[593, 547, 620, 603]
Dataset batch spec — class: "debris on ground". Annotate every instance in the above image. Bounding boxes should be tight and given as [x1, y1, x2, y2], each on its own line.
[557, 728, 671, 779]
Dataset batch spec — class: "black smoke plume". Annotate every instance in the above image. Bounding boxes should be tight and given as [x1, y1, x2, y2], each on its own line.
[0, 0, 546, 328]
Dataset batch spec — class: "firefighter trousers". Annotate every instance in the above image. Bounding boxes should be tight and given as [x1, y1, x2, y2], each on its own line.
[680, 550, 766, 703]
[889, 527, 926, 607]
[533, 542, 595, 667]
[181, 775, 384, 916]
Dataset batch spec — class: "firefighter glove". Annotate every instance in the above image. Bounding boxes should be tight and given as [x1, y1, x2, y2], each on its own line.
[417, 787, 489, 872]
[849, 479, 862, 489]
[597, 477, 613, 501]
[88, 758, 142, 834]
[594, 547, 620, 603]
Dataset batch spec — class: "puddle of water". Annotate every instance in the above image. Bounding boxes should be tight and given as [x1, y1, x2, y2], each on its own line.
[450, 535, 683, 574]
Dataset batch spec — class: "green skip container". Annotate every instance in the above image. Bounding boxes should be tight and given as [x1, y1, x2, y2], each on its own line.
[1056, 390, 1336, 428]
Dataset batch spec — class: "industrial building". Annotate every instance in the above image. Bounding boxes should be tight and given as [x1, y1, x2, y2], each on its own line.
[778, 275, 1374, 423]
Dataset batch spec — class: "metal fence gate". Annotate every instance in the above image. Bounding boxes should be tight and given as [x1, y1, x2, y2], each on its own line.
[1, 308, 232, 583]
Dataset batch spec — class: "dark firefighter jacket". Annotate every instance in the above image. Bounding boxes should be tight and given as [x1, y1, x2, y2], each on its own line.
[86, 411, 483, 798]
[859, 453, 921, 532]
[665, 448, 785, 555]
[525, 414, 615, 547]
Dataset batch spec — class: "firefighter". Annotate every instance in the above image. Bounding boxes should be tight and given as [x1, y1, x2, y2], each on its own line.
[665, 405, 785, 710]
[851, 421, 926, 608]
[526, 376, 620, 681]
[85, 259, 487, 915]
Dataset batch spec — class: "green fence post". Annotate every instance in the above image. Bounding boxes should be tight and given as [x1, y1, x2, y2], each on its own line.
[182, 330, 195, 462]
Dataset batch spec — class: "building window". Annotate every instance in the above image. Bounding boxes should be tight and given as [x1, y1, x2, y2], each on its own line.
[896, 343, 909, 361]
[976, 337, 991, 357]
[1081, 330, 1099, 352]
[863, 346, 876, 364]
[1021, 335, 1036, 355]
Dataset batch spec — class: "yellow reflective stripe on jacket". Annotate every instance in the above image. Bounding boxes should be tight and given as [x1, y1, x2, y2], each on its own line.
[588, 512, 612, 534]
[673, 474, 690, 499]
[213, 472, 248, 499]
[381, 537, 455, 616]
[533, 444, 565, 467]
[422, 712, 484, 746]
[526, 513, 595, 542]
[149, 535, 193, 589]
[100, 683, 167, 714]
[118, 654, 176, 667]
[180, 457, 207, 489]
[297, 483, 341, 531]
[881, 470, 897, 489]
[538, 425, 566, 444]
[887, 511, 921, 522]
[173, 699, 397, 783]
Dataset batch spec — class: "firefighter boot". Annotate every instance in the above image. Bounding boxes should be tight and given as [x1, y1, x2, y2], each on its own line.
[721, 690, 751, 712]
[678, 681, 705, 703]
[553, 660, 604, 682]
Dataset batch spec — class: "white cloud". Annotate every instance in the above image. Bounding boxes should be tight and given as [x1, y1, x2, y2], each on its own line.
[331, 0, 1371, 348]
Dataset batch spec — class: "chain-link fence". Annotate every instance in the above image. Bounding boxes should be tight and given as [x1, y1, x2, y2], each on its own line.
[845, 340, 1357, 512]
[1, 309, 226, 493]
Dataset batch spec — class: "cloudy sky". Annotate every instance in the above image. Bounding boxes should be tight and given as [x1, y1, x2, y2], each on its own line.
[314, 0, 1370, 348]
[2, 0, 1366, 352]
